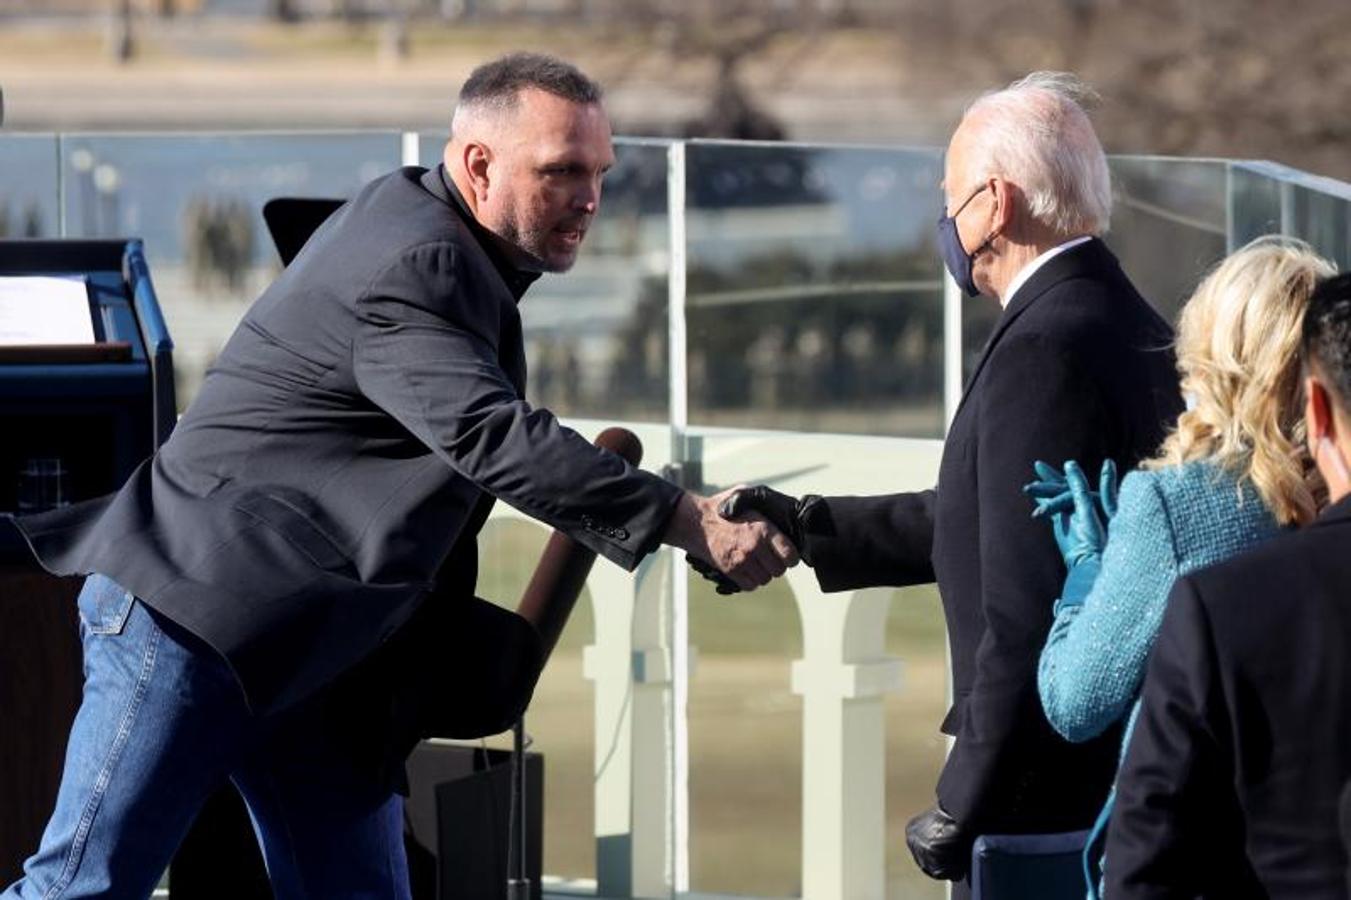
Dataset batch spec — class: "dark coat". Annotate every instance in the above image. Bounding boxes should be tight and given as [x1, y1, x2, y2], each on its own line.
[803, 239, 1182, 833]
[1106, 495, 1351, 900]
[15, 166, 682, 725]
[1342, 782, 1351, 899]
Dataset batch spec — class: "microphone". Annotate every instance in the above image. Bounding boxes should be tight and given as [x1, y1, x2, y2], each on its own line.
[507, 426, 643, 900]
[515, 426, 643, 662]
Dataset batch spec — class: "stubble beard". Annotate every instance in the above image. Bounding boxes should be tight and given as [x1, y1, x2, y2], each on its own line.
[500, 219, 577, 274]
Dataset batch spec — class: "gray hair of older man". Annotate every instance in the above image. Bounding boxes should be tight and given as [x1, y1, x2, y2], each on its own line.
[961, 71, 1112, 237]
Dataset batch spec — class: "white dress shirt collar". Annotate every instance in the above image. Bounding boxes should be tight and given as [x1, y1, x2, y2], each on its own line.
[1000, 235, 1095, 308]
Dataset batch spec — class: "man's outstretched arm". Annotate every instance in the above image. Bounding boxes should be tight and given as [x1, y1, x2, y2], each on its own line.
[354, 242, 796, 587]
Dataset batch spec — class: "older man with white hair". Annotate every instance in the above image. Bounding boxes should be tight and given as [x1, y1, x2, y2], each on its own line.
[712, 72, 1183, 893]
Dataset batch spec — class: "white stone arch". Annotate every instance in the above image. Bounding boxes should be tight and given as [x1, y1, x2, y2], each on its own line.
[787, 564, 903, 900]
[582, 547, 673, 898]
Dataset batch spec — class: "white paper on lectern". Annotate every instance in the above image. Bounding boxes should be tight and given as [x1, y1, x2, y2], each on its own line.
[0, 276, 96, 346]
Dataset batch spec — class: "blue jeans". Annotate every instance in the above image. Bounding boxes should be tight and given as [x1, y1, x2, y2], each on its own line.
[2, 574, 412, 900]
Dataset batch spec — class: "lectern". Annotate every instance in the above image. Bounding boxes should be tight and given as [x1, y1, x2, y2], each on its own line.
[0, 238, 174, 885]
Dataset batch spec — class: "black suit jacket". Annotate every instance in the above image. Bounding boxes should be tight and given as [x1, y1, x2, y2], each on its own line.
[803, 239, 1182, 833]
[1106, 496, 1351, 900]
[1342, 782, 1351, 898]
[15, 166, 683, 720]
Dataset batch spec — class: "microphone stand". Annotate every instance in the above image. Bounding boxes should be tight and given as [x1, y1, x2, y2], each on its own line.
[506, 717, 529, 900]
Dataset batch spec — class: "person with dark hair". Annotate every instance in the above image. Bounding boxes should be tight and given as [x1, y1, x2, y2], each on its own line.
[1105, 271, 1351, 899]
[1, 53, 795, 900]
[457, 50, 603, 110]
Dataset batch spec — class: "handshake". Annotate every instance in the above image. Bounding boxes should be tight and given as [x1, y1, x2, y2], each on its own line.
[664, 484, 826, 594]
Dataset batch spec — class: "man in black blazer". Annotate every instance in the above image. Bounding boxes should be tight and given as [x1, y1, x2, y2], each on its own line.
[2, 54, 794, 900]
[1106, 272, 1351, 900]
[713, 73, 1181, 892]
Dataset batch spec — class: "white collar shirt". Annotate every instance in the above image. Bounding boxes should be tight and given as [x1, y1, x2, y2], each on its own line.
[1000, 235, 1095, 309]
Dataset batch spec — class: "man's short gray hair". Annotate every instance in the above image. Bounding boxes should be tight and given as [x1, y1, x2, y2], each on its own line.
[962, 71, 1112, 237]
[456, 52, 602, 117]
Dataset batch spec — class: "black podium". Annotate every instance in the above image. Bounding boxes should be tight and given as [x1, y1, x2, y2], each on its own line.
[0, 238, 175, 886]
[414, 743, 544, 900]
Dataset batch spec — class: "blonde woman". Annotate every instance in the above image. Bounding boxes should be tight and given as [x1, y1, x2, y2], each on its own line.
[1025, 235, 1335, 896]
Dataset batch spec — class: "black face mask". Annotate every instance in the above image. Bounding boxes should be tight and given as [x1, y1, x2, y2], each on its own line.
[937, 183, 991, 297]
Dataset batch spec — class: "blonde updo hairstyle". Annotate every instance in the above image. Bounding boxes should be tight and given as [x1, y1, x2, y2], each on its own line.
[1146, 236, 1336, 525]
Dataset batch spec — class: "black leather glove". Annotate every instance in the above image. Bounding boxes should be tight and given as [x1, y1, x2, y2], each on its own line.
[685, 485, 829, 595]
[722, 484, 828, 560]
[905, 805, 971, 882]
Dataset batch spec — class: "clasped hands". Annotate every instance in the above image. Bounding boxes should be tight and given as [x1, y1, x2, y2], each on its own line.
[1024, 458, 1118, 606]
[665, 487, 803, 593]
[680, 485, 822, 594]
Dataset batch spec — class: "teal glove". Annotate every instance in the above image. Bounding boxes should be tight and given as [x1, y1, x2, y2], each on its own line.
[1057, 556, 1101, 612]
[1025, 459, 1119, 539]
[1024, 460, 1072, 556]
[1098, 458, 1120, 522]
[1025, 459, 1112, 609]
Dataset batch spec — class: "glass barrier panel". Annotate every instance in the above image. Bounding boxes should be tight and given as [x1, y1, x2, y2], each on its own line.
[1105, 157, 1228, 325]
[524, 139, 672, 424]
[684, 142, 947, 439]
[417, 132, 445, 171]
[58, 132, 403, 408]
[1289, 183, 1351, 270]
[1228, 163, 1285, 249]
[683, 427, 944, 897]
[0, 134, 60, 238]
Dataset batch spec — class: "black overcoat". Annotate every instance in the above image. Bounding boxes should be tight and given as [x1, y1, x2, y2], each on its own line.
[804, 239, 1182, 834]
[1107, 495, 1351, 899]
